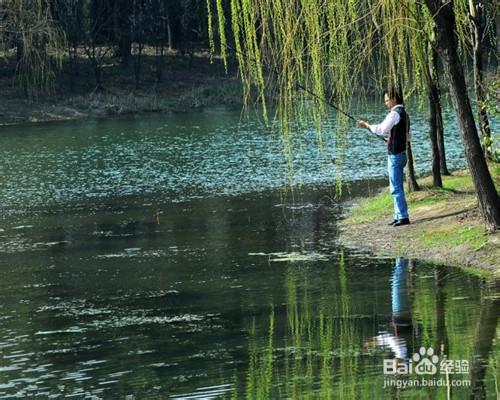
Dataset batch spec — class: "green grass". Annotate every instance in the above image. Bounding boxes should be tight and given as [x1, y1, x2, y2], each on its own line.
[441, 174, 474, 192]
[420, 225, 487, 250]
[342, 166, 499, 275]
[344, 171, 478, 225]
[344, 192, 392, 223]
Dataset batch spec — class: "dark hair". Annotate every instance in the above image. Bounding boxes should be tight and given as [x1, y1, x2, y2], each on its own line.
[384, 87, 403, 104]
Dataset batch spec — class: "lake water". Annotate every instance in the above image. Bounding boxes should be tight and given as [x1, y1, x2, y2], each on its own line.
[0, 109, 498, 398]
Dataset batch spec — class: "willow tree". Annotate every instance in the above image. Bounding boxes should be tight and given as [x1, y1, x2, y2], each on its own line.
[424, 0, 500, 231]
[455, 0, 496, 160]
[0, 0, 65, 99]
[468, 0, 493, 158]
[208, 0, 500, 231]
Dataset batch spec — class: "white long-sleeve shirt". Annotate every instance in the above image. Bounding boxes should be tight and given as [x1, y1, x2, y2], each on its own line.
[368, 104, 412, 142]
[375, 331, 408, 360]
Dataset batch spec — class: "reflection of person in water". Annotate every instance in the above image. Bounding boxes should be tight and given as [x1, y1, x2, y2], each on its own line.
[368, 258, 418, 365]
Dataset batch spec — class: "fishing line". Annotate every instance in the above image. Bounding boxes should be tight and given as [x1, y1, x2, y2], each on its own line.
[224, 44, 387, 143]
[295, 83, 356, 122]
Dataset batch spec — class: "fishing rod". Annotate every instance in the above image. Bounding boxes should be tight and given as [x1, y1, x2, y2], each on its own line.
[225, 44, 386, 142]
[296, 84, 387, 143]
[295, 83, 356, 122]
[226, 44, 355, 121]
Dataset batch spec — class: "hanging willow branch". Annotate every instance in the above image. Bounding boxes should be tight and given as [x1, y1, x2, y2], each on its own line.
[0, 0, 66, 99]
[207, 0, 474, 190]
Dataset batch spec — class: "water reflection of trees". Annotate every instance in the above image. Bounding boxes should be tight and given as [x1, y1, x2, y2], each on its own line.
[469, 279, 499, 399]
[231, 255, 498, 399]
[234, 253, 367, 399]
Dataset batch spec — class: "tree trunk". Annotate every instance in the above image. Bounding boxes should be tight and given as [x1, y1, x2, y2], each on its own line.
[120, 34, 132, 66]
[155, 45, 164, 84]
[68, 45, 78, 94]
[429, 46, 450, 176]
[497, 7, 500, 55]
[424, 0, 500, 231]
[406, 142, 420, 192]
[134, 45, 143, 90]
[166, 12, 173, 50]
[398, 80, 419, 192]
[427, 57, 442, 188]
[470, 0, 492, 159]
[435, 93, 450, 175]
[16, 38, 23, 61]
[93, 59, 102, 88]
[117, 0, 132, 66]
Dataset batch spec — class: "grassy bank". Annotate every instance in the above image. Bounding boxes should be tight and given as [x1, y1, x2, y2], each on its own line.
[340, 164, 500, 276]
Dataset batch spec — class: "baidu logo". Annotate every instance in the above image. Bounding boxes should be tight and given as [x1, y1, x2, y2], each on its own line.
[412, 347, 439, 375]
[382, 346, 471, 389]
[383, 346, 469, 376]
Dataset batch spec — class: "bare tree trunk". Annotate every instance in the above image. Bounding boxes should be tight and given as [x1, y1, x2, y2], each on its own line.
[424, 0, 500, 231]
[154, 45, 164, 84]
[469, 0, 492, 160]
[94, 61, 102, 89]
[497, 7, 500, 55]
[68, 45, 78, 94]
[16, 38, 23, 61]
[166, 12, 173, 50]
[133, 44, 143, 90]
[116, 0, 132, 66]
[406, 142, 420, 192]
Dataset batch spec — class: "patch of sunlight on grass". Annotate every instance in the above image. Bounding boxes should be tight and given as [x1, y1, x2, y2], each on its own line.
[420, 225, 487, 251]
[345, 192, 392, 224]
[442, 174, 473, 192]
[410, 193, 447, 206]
[344, 166, 498, 226]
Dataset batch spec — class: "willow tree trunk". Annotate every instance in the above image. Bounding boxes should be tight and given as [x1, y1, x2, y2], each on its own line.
[427, 46, 442, 187]
[406, 142, 420, 192]
[428, 83, 442, 187]
[429, 47, 450, 175]
[436, 93, 449, 175]
[470, 0, 492, 159]
[399, 81, 419, 192]
[424, 0, 500, 231]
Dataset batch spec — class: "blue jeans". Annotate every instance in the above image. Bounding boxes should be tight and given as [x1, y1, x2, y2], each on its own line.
[388, 152, 409, 220]
[391, 258, 410, 320]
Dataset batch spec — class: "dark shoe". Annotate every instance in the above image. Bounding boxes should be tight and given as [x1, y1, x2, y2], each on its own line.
[388, 219, 398, 226]
[394, 218, 410, 226]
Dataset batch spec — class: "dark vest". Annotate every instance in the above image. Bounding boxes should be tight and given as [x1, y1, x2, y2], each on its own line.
[387, 106, 409, 155]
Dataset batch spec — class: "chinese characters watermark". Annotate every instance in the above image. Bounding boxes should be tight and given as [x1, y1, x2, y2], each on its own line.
[382, 346, 470, 389]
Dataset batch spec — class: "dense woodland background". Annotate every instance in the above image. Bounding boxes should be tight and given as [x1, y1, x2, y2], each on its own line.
[0, 0, 238, 100]
[0, 0, 497, 98]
